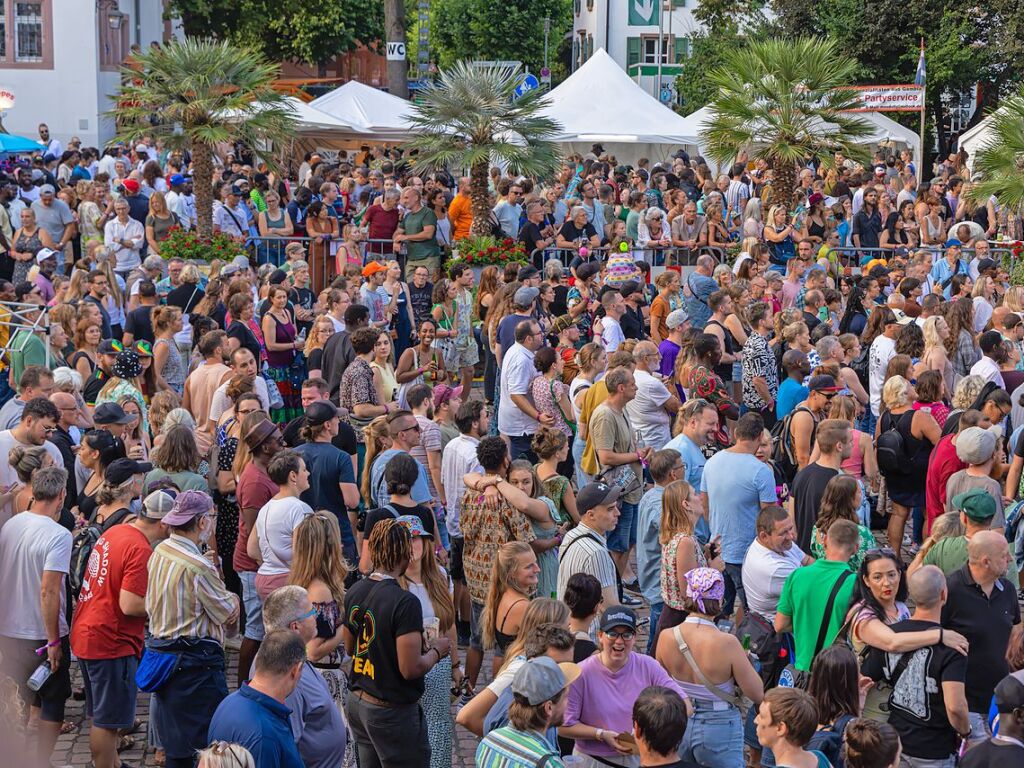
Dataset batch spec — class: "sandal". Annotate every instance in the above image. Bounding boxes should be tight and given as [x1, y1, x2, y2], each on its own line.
[154, 749, 166, 767]
[118, 718, 143, 736]
[60, 719, 77, 735]
[116, 735, 135, 752]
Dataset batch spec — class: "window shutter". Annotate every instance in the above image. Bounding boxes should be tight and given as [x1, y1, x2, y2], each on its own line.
[627, 37, 641, 70]
[673, 37, 689, 63]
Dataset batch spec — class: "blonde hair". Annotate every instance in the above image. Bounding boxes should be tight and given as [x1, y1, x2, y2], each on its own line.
[304, 316, 334, 357]
[922, 315, 945, 351]
[290, 511, 350, 602]
[197, 743, 255, 768]
[659, 480, 695, 545]
[882, 375, 911, 410]
[497, 598, 570, 674]
[782, 321, 809, 345]
[768, 203, 788, 226]
[952, 375, 985, 410]
[149, 191, 168, 216]
[482, 541, 535, 650]
[930, 511, 966, 541]
[361, 416, 391, 502]
[1004, 286, 1024, 313]
[399, 534, 456, 633]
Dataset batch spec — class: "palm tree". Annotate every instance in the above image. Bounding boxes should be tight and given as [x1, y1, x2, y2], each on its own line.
[108, 38, 296, 238]
[966, 93, 1024, 214]
[406, 61, 562, 238]
[701, 38, 872, 209]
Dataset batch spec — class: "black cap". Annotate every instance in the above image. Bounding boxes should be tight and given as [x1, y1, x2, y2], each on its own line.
[576, 262, 601, 282]
[269, 269, 288, 286]
[104, 457, 153, 485]
[517, 265, 539, 282]
[599, 606, 638, 633]
[93, 402, 134, 425]
[97, 339, 122, 355]
[306, 400, 341, 426]
[577, 481, 622, 515]
[977, 258, 999, 274]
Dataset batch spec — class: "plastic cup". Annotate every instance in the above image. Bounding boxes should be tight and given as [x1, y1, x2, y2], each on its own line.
[423, 617, 440, 645]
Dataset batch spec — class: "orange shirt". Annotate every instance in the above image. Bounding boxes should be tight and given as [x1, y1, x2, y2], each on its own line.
[448, 193, 473, 241]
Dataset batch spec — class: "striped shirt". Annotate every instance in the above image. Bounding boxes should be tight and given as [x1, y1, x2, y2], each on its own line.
[146, 534, 239, 644]
[556, 522, 617, 601]
[475, 727, 563, 768]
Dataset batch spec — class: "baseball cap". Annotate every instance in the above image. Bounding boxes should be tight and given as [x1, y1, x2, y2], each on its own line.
[576, 262, 601, 282]
[93, 402, 135, 425]
[121, 178, 140, 194]
[231, 255, 250, 270]
[511, 657, 581, 706]
[891, 309, 914, 325]
[268, 268, 288, 286]
[97, 338, 123, 356]
[599, 606, 638, 633]
[161, 489, 215, 527]
[994, 670, 1024, 713]
[807, 193, 824, 207]
[168, 173, 186, 186]
[362, 261, 387, 277]
[35, 247, 57, 263]
[104, 457, 153, 485]
[954, 425, 1001, 465]
[873, 164, 886, 175]
[666, 308, 689, 330]
[306, 400, 341, 426]
[516, 266, 539, 282]
[395, 514, 432, 539]
[951, 487, 998, 522]
[432, 383, 463, 410]
[977, 258, 999, 274]
[243, 418, 279, 451]
[228, 184, 243, 196]
[514, 286, 539, 309]
[39, 183, 55, 195]
[808, 375, 841, 393]
[140, 489, 176, 520]
[112, 350, 143, 379]
[552, 314, 579, 334]
[577, 481, 622, 515]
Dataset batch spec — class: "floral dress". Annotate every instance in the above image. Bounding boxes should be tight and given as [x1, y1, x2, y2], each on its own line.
[661, 533, 706, 611]
[685, 364, 735, 443]
[311, 598, 357, 768]
[538, 471, 573, 525]
[566, 285, 594, 341]
[214, 433, 240, 591]
[529, 375, 573, 439]
[810, 523, 876, 572]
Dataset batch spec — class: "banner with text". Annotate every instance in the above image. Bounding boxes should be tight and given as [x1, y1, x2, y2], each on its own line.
[842, 85, 924, 112]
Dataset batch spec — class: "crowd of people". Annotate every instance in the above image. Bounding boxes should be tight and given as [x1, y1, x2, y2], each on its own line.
[0, 127, 1023, 768]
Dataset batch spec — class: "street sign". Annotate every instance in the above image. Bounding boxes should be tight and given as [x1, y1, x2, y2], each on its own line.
[386, 41, 407, 61]
[540, 66, 551, 84]
[628, 0, 658, 25]
[660, 86, 673, 104]
[513, 73, 540, 99]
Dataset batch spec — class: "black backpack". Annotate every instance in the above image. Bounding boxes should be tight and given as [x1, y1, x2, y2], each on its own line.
[876, 411, 913, 477]
[850, 346, 870, 389]
[770, 406, 815, 484]
[69, 508, 133, 597]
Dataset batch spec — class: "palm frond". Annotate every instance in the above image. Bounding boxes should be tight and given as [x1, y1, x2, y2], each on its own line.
[966, 93, 1024, 211]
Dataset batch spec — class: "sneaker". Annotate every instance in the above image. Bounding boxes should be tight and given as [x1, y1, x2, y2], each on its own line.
[456, 691, 474, 710]
[621, 593, 643, 607]
[622, 578, 642, 594]
[457, 632, 471, 648]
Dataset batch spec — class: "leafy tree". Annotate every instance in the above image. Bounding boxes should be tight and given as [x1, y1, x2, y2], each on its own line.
[406, 62, 561, 237]
[702, 38, 872, 207]
[166, 1, 382, 65]
[110, 39, 296, 238]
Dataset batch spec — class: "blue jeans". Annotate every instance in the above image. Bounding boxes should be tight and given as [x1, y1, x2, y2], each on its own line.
[646, 601, 663, 655]
[722, 562, 747, 617]
[607, 501, 638, 553]
[573, 436, 592, 488]
[680, 704, 744, 768]
[509, 434, 538, 463]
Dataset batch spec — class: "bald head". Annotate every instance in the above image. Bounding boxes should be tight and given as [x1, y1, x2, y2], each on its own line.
[908, 565, 946, 609]
[968, 529, 1012, 580]
[886, 292, 905, 310]
[50, 392, 76, 424]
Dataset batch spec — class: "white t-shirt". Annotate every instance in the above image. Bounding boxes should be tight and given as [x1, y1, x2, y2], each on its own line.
[0, 511, 73, 639]
[600, 316, 625, 352]
[255, 496, 314, 575]
[972, 296, 993, 334]
[970, 355, 1005, 388]
[0, 431, 65, 525]
[624, 369, 672, 448]
[868, 334, 896, 417]
[741, 539, 806, 622]
[209, 377, 271, 425]
[498, 343, 540, 437]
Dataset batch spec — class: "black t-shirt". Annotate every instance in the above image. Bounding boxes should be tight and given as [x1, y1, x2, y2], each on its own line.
[801, 311, 822, 332]
[551, 284, 569, 318]
[124, 305, 155, 343]
[518, 221, 547, 256]
[960, 739, 1024, 767]
[166, 282, 205, 315]
[227, 320, 261, 364]
[862, 619, 967, 760]
[620, 304, 646, 340]
[210, 302, 227, 330]
[559, 220, 597, 246]
[408, 282, 434, 328]
[343, 576, 425, 704]
[83, 368, 108, 406]
[941, 565, 1021, 712]
[280, 414, 358, 455]
[308, 347, 324, 373]
[360, 501, 437, 540]
[790, 461, 837, 552]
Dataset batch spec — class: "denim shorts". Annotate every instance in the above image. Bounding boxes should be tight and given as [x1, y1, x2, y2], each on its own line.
[81, 655, 138, 729]
[680, 705, 744, 768]
[606, 501, 638, 553]
[239, 570, 265, 641]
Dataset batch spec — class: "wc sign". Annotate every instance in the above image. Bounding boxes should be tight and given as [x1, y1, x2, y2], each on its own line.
[386, 41, 407, 61]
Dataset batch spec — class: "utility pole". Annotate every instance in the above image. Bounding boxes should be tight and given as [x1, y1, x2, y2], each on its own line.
[543, 16, 550, 73]
[384, 0, 409, 99]
[656, 0, 664, 99]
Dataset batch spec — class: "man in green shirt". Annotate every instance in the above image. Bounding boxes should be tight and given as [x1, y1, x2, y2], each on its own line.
[395, 187, 439, 280]
[775, 519, 859, 672]
[910, 487, 1021, 587]
[6, 288, 48, 388]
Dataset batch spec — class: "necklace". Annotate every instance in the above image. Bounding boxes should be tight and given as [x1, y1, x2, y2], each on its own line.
[684, 616, 717, 628]
[369, 572, 396, 581]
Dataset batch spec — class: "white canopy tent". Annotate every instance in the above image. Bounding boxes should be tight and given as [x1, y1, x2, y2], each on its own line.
[681, 106, 922, 173]
[959, 111, 1000, 173]
[310, 80, 416, 142]
[282, 96, 365, 141]
[538, 48, 700, 166]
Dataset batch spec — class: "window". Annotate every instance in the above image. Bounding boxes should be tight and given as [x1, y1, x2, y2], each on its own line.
[0, 0, 50, 68]
[14, 2, 41, 61]
[98, 1, 128, 70]
[641, 35, 673, 65]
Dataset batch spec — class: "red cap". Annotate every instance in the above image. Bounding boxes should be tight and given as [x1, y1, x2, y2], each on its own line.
[122, 178, 140, 194]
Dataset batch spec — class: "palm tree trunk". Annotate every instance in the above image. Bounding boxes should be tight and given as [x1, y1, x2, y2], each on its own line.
[469, 160, 492, 238]
[192, 141, 214, 239]
[770, 159, 798, 211]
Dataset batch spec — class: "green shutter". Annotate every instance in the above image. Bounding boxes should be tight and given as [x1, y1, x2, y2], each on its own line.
[627, 37, 641, 69]
[672, 0, 686, 7]
[673, 37, 689, 63]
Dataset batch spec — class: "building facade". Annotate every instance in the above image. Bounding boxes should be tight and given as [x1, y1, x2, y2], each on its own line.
[0, 0, 180, 148]
[571, 0, 698, 103]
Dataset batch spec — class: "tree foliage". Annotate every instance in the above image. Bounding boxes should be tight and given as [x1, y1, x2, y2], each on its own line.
[406, 62, 562, 237]
[429, 0, 571, 70]
[166, 0, 382, 64]
[967, 91, 1024, 212]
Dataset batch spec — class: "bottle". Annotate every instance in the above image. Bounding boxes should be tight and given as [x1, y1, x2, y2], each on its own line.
[741, 633, 751, 651]
[27, 660, 53, 692]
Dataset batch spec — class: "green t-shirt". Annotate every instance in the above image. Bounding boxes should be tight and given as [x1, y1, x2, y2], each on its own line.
[400, 206, 440, 262]
[777, 559, 856, 672]
[625, 209, 641, 240]
[923, 535, 1019, 586]
[8, 329, 47, 386]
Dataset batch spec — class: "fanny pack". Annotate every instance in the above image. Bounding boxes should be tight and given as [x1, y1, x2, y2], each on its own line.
[136, 647, 180, 693]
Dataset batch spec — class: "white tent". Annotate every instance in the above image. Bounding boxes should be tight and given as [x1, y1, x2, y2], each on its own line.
[682, 106, 921, 171]
[310, 80, 415, 142]
[538, 48, 700, 165]
[282, 97, 365, 139]
[959, 110, 1001, 172]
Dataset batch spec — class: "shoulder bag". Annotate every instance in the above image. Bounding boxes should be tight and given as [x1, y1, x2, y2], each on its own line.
[776, 569, 853, 690]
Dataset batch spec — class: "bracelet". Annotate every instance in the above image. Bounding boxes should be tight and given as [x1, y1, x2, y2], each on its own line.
[595, 728, 605, 741]
[35, 639, 61, 655]
[431, 646, 441, 662]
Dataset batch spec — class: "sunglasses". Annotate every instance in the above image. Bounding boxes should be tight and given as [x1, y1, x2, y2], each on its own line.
[293, 607, 317, 622]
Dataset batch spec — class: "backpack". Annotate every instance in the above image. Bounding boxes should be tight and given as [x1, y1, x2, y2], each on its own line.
[805, 715, 855, 768]
[849, 345, 870, 389]
[69, 507, 134, 597]
[770, 406, 814, 484]
[1005, 499, 1024, 572]
[876, 411, 913, 477]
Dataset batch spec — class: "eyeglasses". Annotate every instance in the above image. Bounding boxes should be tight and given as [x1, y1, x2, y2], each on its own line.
[293, 607, 317, 622]
[402, 423, 422, 433]
[605, 630, 635, 641]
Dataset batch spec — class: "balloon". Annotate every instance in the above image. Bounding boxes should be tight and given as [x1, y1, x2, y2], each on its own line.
[619, 241, 629, 252]
[579, 247, 588, 258]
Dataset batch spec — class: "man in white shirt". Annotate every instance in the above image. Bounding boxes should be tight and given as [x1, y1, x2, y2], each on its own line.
[165, 174, 191, 229]
[599, 290, 626, 352]
[103, 198, 145, 276]
[208, 347, 270, 426]
[741, 506, 812, 622]
[497, 318, 554, 461]
[624, 341, 680, 448]
[970, 331, 1007, 388]
[868, 309, 904, 419]
[0, 398, 65, 526]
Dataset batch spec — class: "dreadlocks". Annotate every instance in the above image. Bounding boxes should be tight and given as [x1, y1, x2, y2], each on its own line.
[368, 518, 412, 572]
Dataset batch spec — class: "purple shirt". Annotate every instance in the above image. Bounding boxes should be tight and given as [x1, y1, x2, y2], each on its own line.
[659, 339, 681, 378]
[564, 652, 686, 757]
[35, 273, 55, 304]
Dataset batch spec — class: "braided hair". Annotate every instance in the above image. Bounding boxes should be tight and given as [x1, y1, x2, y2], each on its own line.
[368, 518, 412, 573]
